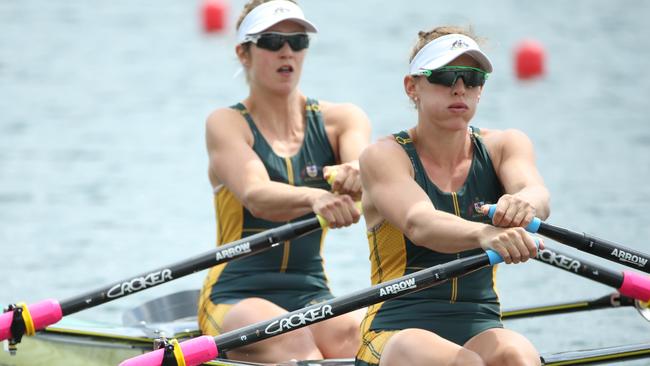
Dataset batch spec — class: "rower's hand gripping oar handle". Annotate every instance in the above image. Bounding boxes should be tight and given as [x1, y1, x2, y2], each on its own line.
[487, 204, 650, 302]
[485, 238, 541, 266]
[486, 204, 541, 233]
[0, 299, 62, 344]
[316, 168, 363, 228]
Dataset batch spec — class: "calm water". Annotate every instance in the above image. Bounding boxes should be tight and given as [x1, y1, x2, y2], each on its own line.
[2, 0, 650, 364]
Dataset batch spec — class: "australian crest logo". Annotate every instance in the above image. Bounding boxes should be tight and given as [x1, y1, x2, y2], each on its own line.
[473, 200, 485, 214]
[469, 199, 487, 220]
[306, 164, 319, 178]
[451, 39, 469, 50]
[274, 6, 291, 14]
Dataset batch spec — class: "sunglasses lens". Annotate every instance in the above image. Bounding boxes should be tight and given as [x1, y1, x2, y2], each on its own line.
[255, 34, 309, 52]
[256, 34, 284, 51]
[426, 70, 486, 87]
[287, 34, 309, 51]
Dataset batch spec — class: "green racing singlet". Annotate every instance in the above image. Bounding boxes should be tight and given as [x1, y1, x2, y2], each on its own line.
[198, 98, 338, 336]
[357, 127, 505, 365]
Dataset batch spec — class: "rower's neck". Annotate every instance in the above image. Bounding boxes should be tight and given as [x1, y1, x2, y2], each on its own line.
[411, 124, 472, 169]
[245, 90, 306, 137]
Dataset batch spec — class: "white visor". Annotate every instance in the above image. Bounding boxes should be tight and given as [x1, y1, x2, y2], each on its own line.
[409, 34, 493, 75]
[236, 0, 318, 44]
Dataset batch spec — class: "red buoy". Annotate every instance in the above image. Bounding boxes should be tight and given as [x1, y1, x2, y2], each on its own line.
[514, 39, 545, 79]
[202, 0, 228, 33]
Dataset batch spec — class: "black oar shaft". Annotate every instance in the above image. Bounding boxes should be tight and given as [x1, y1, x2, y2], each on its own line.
[214, 253, 491, 352]
[534, 246, 624, 289]
[538, 222, 650, 274]
[60, 218, 321, 315]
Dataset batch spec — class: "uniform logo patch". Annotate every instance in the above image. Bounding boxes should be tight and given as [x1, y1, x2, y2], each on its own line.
[306, 164, 319, 178]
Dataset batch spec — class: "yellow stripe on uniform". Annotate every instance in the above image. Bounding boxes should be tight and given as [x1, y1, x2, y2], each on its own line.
[280, 157, 296, 273]
[450, 193, 461, 303]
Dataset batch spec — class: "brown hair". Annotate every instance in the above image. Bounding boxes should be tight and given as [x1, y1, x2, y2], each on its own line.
[409, 26, 483, 62]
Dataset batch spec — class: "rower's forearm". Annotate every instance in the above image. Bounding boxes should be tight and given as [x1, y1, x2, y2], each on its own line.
[405, 207, 485, 253]
[514, 185, 551, 220]
[242, 183, 324, 222]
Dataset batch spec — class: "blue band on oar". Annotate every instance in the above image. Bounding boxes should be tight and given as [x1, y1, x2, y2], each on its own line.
[487, 204, 541, 233]
[486, 250, 503, 265]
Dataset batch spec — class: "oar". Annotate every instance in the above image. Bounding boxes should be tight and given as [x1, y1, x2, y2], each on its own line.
[0, 215, 329, 349]
[502, 292, 650, 320]
[487, 205, 650, 273]
[119, 242, 537, 366]
[533, 245, 650, 302]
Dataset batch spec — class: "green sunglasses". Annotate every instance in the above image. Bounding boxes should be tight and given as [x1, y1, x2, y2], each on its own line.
[418, 66, 489, 88]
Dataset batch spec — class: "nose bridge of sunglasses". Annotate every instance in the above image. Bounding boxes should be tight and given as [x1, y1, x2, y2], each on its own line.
[450, 72, 465, 87]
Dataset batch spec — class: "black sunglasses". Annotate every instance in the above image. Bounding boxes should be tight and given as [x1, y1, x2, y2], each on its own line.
[418, 66, 489, 88]
[245, 32, 310, 52]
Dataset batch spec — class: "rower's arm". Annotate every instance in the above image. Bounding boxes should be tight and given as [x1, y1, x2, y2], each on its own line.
[206, 108, 336, 222]
[360, 139, 492, 253]
[322, 103, 371, 198]
[492, 129, 550, 220]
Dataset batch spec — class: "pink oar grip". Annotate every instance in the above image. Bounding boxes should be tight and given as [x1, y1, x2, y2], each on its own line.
[0, 299, 62, 341]
[619, 271, 650, 301]
[119, 335, 218, 366]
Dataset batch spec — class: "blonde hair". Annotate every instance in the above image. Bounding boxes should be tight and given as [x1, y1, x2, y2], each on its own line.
[409, 26, 484, 62]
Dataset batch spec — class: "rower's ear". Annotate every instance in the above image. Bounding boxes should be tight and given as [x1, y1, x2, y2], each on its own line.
[404, 75, 418, 105]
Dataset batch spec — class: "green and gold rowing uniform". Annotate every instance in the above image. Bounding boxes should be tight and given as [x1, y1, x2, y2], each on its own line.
[356, 127, 504, 366]
[198, 98, 337, 336]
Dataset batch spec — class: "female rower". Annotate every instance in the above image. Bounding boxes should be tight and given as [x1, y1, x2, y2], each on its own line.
[197, 0, 371, 363]
[355, 26, 550, 366]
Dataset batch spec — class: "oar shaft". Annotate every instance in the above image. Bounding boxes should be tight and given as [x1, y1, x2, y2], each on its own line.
[537, 222, 650, 274]
[215, 253, 492, 352]
[120, 250, 505, 366]
[1, 217, 322, 342]
[502, 293, 635, 320]
[535, 246, 623, 289]
[59, 217, 321, 315]
[486, 204, 650, 274]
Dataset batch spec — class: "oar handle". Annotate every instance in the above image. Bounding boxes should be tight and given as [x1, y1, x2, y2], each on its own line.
[315, 202, 363, 228]
[118, 335, 218, 366]
[0, 299, 62, 342]
[485, 237, 541, 266]
[487, 204, 541, 233]
[316, 169, 362, 227]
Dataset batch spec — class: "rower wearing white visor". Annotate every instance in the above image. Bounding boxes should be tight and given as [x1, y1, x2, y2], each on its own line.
[356, 27, 549, 366]
[198, 0, 371, 363]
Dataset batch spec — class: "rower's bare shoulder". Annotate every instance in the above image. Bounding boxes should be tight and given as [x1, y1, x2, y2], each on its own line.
[360, 136, 411, 171]
[318, 100, 369, 127]
[205, 107, 252, 143]
[481, 128, 532, 147]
